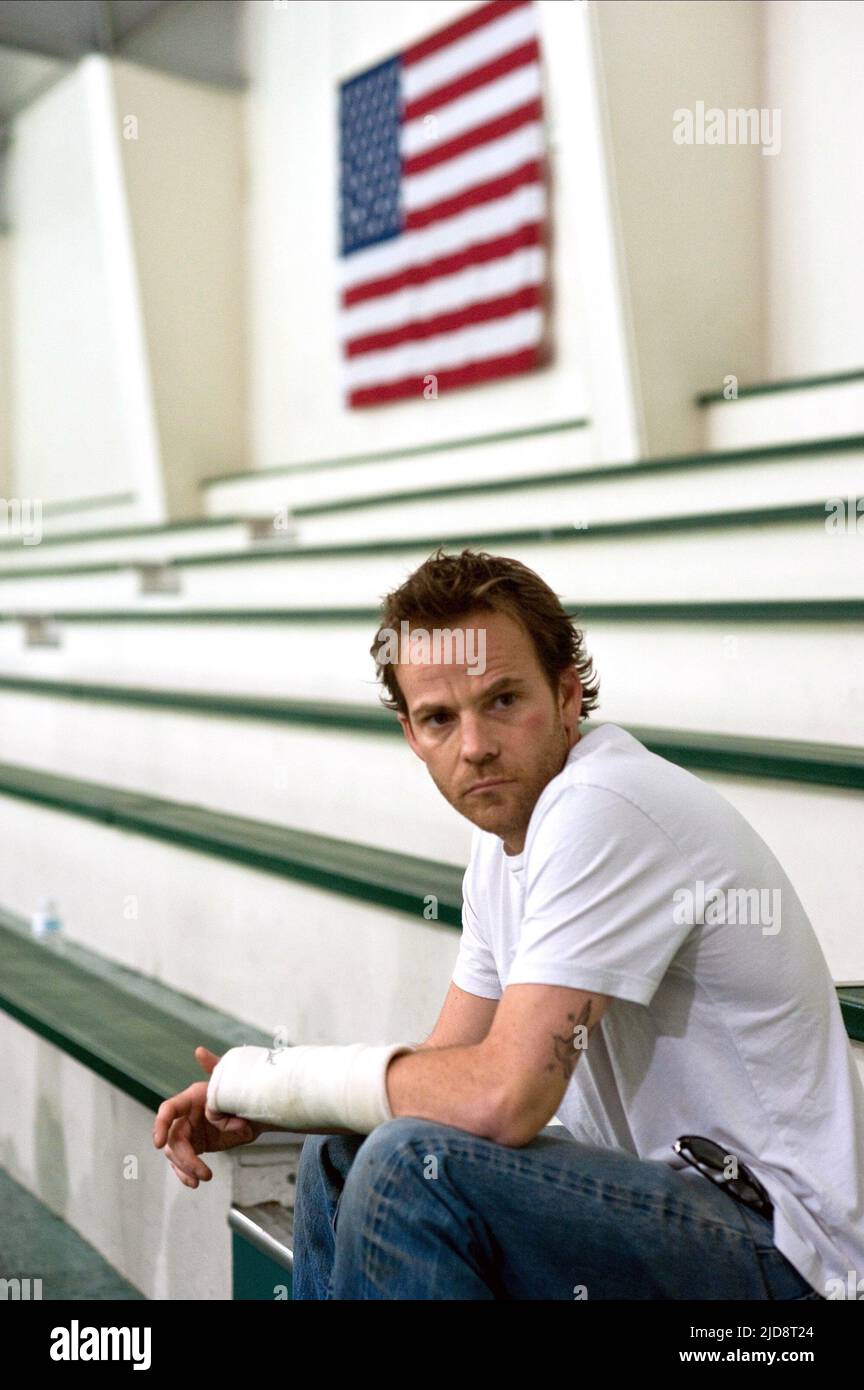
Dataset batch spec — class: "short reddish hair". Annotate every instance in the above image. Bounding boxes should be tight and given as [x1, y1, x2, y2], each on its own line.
[370, 546, 600, 719]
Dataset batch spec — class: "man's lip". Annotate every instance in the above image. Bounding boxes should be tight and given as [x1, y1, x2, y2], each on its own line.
[466, 778, 513, 794]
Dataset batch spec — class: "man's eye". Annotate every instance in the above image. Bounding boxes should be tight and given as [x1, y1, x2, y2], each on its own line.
[493, 692, 517, 708]
[425, 711, 451, 727]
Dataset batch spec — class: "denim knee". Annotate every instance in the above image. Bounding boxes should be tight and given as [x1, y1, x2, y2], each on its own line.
[353, 1116, 453, 1167]
[338, 1117, 458, 1205]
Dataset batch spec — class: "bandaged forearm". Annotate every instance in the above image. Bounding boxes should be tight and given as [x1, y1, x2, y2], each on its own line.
[206, 1041, 417, 1135]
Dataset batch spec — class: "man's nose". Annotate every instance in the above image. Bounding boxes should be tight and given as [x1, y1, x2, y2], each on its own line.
[459, 713, 498, 763]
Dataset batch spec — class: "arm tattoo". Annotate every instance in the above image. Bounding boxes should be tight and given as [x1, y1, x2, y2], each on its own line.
[545, 1001, 592, 1081]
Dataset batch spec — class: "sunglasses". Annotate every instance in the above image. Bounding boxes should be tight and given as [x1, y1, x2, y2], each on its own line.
[673, 1135, 774, 1222]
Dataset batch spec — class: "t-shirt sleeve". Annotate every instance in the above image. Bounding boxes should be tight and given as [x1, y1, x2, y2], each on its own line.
[451, 848, 503, 1001]
[506, 783, 695, 1006]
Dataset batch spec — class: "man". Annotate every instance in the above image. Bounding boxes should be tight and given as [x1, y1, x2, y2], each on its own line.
[153, 547, 864, 1300]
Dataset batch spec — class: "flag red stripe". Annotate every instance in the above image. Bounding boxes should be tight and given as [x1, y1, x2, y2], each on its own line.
[401, 0, 531, 69]
[403, 97, 542, 175]
[349, 345, 541, 406]
[403, 158, 542, 231]
[403, 38, 540, 122]
[346, 284, 543, 357]
[343, 221, 543, 307]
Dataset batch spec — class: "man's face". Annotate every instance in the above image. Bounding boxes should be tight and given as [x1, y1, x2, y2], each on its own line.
[396, 607, 582, 855]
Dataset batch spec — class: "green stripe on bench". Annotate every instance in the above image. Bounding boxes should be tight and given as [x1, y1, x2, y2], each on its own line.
[0, 907, 271, 1108]
[287, 436, 864, 520]
[203, 416, 590, 487]
[41, 492, 137, 517]
[2, 599, 862, 623]
[127, 501, 864, 569]
[0, 675, 861, 791]
[0, 902, 858, 1119]
[0, 760, 465, 926]
[201, 426, 863, 490]
[0, 756, 858, 1044]
[696, 367, 864, 405]
[0, 514, 272, 556]
[0, 501, 845, 582]
[0, 906, 291, 1299]
[1, 591, 862, 629]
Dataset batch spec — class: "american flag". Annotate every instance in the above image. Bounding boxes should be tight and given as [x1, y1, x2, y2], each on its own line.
[337, 0, 550, 408]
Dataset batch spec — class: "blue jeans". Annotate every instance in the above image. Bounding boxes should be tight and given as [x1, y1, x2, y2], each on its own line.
[292, 1117, 825, 1300]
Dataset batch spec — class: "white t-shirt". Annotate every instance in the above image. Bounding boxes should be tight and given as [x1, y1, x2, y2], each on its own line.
[452, 722, 864, 1295]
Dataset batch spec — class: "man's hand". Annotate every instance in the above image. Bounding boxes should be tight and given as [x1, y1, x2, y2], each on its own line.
[152, 1046, 266, 1188]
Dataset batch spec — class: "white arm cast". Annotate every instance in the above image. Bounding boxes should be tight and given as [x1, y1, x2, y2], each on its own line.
[207, 1041, 417, 1135]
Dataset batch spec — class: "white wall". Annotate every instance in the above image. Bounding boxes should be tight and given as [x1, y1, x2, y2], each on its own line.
[763, 0, 864, 378]
[4, 51, 247, 526]
[593, 0, 765, 454]
[596, 0, 864, 408]
[5, 58, 160, 514]
[112, 59, 248, 518]
[241, 0, 640, 472]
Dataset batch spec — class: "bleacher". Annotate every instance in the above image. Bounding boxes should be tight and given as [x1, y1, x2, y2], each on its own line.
[0, 369, 861, 1298]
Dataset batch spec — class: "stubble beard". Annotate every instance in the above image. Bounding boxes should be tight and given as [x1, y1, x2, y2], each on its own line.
[435, 717, 572, 842]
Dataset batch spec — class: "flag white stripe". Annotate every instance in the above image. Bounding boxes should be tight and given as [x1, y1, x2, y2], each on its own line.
[403, 121, 543, 212]
[342, 308, 543, 390]
[402, 6, 538, 103]
[340, 245, 544, 340]
[400, 62, 540, 158]
[343, 308, 541, 389]
[340, 181, 545, 291]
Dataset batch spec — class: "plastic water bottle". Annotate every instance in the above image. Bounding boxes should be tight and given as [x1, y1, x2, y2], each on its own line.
[31, 898, 62, 940]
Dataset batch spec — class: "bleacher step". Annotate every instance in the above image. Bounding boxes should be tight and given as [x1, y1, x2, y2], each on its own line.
[286, 437, 864, 547]
[0, 516, 292, 574]
[0, 601, 859, 744]
[0, 503, 859, 611]
[697, 371, 864, 451]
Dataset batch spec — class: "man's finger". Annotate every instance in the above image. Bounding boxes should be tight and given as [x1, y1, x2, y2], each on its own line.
[205, 1104, 248, 1131]
[165, 1142, 211, 1183]
[166, 1141, 210, 1182]
[165, 1118, 212, 1181]
[195, 1046, 221, 1075]
[169, 1160, 197, 1189]
[153, 1085, 198, 1147]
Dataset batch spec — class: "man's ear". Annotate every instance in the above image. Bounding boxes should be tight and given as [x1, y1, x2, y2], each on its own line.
[397, 711, 427, 763]
[559, 666, 583, 734]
